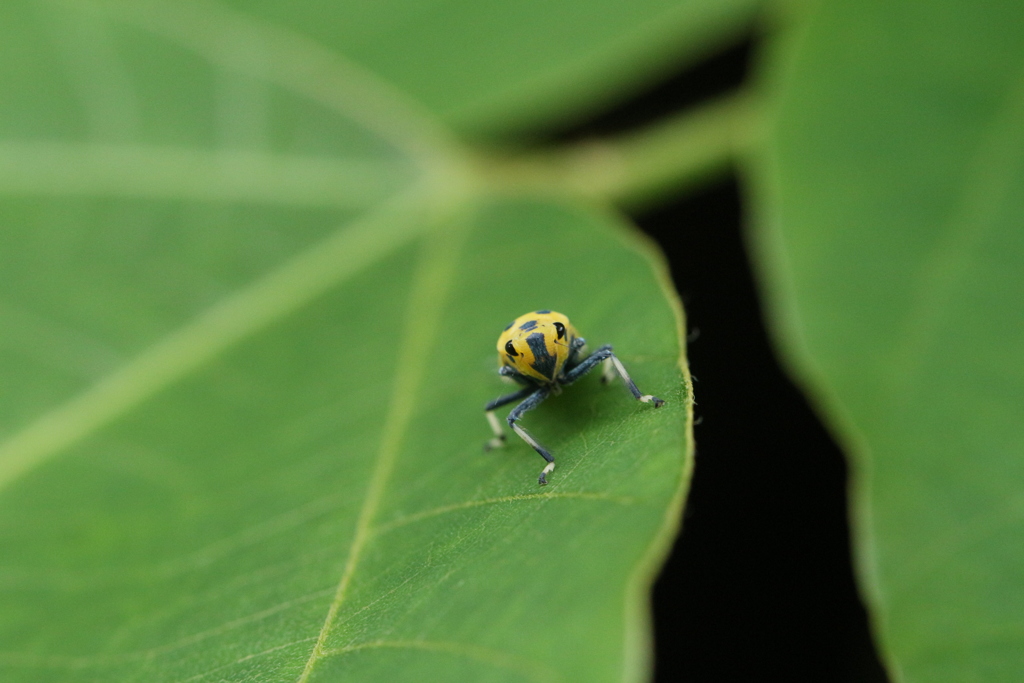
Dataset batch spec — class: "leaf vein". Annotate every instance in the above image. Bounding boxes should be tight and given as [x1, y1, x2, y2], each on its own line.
[296, 209, 469, 682]
[0, 588, 331, 668]
[322, 640, 562, 683]
[374, 491, 638, 536]
[173, 636, 319, 683]
[0, 142, 414, 207]
[92, 0, 463, 173]
[0, 189, 428, 493]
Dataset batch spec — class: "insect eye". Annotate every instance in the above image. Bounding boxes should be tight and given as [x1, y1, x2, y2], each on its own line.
[504, 340, 518, 357]
[553, 322, 566, 340]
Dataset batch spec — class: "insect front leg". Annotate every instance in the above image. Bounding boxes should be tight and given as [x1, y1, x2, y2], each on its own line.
[484, 386, 533, 451]
[565, 336, 587, 369]
[506, 387, 555, 485]
[600, 356, 618, 385]
[562, 344, 665, 407]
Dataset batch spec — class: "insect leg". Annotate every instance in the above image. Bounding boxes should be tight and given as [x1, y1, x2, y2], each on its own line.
[562, 344, 665, 407]
[600, 356, 618, 384]
[484, 387, 534, 451]
[506, 387, 556, 485]
[564, 337, 587, 370]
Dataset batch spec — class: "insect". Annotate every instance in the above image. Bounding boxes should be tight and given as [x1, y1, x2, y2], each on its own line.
[485, 310, 665, 485]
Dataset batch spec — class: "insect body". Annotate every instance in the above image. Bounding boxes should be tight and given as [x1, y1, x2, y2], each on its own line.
[485, 310, 665, 485]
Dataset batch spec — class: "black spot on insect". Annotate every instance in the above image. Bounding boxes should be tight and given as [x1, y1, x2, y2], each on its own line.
[503, 321, 514, 331]
[519, 319, 538, 331]
[526, 332, 556, 381]
[553, 322, 566, 340]
[535, 310, 551, 314]
[505, 340, 518, 357]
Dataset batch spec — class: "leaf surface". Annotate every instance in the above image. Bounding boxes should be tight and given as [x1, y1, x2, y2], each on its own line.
[220, 0, 763, 136]
[751, 1, 1024, 680]
[0, 2, 691, 682]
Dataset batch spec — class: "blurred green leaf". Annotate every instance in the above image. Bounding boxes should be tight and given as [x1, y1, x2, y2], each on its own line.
[0, 1, 691, 682]
[221, 0, 762, 137]
[752, 1, 1024, 680]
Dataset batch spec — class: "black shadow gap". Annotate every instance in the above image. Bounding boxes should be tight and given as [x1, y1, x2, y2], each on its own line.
[637, 181, 888, 683]
[516, 37, 753, 147]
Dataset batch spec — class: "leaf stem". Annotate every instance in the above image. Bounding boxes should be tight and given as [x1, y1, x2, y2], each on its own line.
[480, 91, 760, 209]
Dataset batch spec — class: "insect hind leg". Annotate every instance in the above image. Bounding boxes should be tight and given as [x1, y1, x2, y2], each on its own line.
[600, 356, 618, 385]
[485, 411, 505, 450]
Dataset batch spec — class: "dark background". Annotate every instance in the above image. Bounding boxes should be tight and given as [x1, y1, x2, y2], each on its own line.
[534, 37, 892, 682]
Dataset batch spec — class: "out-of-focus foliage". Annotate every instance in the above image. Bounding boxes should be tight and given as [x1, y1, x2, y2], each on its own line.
[753, 1, 1024, 680]
[221, 0, 762, 135]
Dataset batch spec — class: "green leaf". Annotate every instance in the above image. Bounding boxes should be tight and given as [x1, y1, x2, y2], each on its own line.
[0, 1, 691, 682]
[751, 1, 1024, 680]
[219, 0, 764, 136]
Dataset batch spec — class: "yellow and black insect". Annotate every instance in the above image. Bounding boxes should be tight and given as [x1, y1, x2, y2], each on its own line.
[485, 310, 664, 485]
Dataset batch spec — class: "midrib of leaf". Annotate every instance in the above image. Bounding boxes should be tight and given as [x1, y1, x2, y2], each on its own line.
[0, 141, 412, 208]
[297, 207, 470, 683]
[885, 64, 1024, 398]
[0, 187, 434, 493]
